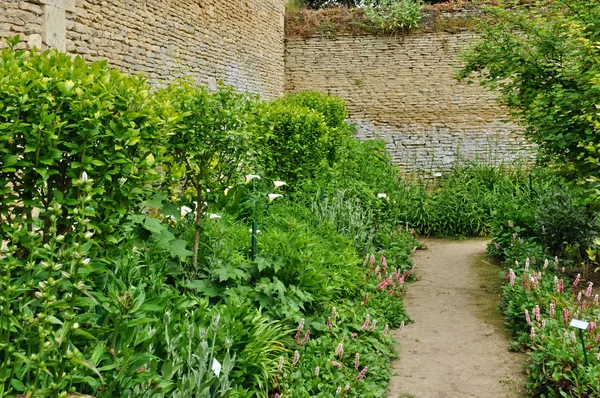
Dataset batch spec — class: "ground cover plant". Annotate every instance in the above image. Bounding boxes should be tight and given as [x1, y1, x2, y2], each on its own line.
[0, 37, 417, 397]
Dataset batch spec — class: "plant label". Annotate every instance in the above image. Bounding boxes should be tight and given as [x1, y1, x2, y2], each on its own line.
[212, 358, 222, 376]
[570, 319, 589, 330]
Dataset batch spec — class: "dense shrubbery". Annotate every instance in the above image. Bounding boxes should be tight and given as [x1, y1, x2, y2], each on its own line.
[0, 39, 417, 397]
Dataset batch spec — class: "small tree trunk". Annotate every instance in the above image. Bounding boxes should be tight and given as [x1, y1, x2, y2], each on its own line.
[192, 187, 202, 269]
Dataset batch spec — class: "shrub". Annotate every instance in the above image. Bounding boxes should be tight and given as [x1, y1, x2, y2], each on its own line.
[253, 101, 329, 184]
[534, 188, 597, 259]
[279, 91, 352, 165]
[161, 81, 257, 266]
[0, 37, 170, 241]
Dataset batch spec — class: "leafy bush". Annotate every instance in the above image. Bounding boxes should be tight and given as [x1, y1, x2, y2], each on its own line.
[0, 37, 170, 241]
[253, 102, 329, 185]
[535, 188, 597, 259]
[278, 91, 351, 165]
[161, 82, 257, 266]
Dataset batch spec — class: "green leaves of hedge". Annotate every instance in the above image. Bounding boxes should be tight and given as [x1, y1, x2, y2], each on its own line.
[0, 41, 171, 238]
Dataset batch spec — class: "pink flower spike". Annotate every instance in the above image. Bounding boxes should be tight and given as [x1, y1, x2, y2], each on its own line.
[369, 254, 375, 270]
[277, 356, 284, 373]
[335, 342, 344, 358]
[562, 308, 571, 326]
[292, 350, 299, 367]
[275, 394, 280, 398]
[383, 323, 389, 335]
[355, 353, 360, 370]
[336, 386, 342, 395]
[559, 279, 564, 294]
[549, 301, 555, 318]
[301, 330, 310, 346]
[525, 309, 531, 326]
[587, 282, 593, 298]
[356, 366, 368, 381]
[345, 384, 350, 392]
[589, 321, 597, 334]
[577, 291, 583, 302]
[351, 333, 358, 339]
[509, 269, 516, 287]
[543, 259, 549, 269]
[534, 305, 540, 322]
[331, 360, 343, 369]
[294, 318, 305, 345]
[327, 316, 333, 331]
[369, 319, 377, 332]
[332, 307, 337, 320]
[530, 327, 535, 340]
[361, 314, 371, 331]
[574, 273, 581, 287]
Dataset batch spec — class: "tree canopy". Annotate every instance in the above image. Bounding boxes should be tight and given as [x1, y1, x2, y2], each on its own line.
[458, 0, 600, 186]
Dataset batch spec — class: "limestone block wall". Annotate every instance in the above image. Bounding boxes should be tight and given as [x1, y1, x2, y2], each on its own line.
[0, 0, 44, 49]
[285, 32, 535, 173]
[1, 0, 286, 98]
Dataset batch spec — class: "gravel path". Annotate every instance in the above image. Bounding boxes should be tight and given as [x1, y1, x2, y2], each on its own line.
[387, 239, 526, 398]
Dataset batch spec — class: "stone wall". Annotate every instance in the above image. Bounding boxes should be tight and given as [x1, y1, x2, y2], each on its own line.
[285, 32, 535, 173]
[1, 0, 286, 98]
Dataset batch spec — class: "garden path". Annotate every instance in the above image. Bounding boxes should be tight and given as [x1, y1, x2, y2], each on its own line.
[387, 238, 526, 398]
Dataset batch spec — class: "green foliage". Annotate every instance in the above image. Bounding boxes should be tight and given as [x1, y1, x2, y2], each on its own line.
[458, 0, 600, 185]
[253, 101, 329, 184]
[0, 38, 170, 240]
[535, 188, 598, 259]
[363, 0, 423, 32]
[161, 82, 257, 266]
[278, 91, 351, 165]
[0, 38, 419, 397]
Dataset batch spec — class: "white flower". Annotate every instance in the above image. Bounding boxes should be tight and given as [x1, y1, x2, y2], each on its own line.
[209, 214, 221, 220]
[84, 231, 94, 239]
[180, 206, 193, 217]
[377, 193, 387, 199]
[245, 174, 261, 184]
[224, 186, 232, 196]
[268, 193, 283, 203]
[80, 171, 89, 183]
[82, 258, 91, 265]
[273, 181, 287, 189]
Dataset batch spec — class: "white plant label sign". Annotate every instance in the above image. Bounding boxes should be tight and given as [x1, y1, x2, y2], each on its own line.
[570, 319, 589, 330]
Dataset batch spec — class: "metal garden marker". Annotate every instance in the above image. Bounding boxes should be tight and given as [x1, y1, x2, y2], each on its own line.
[569, 318, 590, 366]
[251, 220, 258, 261]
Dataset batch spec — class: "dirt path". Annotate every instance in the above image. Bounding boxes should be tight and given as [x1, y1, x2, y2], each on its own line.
[387, 239, 526, 398]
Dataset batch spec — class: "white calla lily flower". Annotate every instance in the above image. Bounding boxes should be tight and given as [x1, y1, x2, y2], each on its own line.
[180, 206, 193, 217]
[245, 174, 261, 184]
[268, 193, 283, 203]
[224, 186, 233, 196]
[209, 214, 222, 220]
[273, 181, 287, 189]
[377, 193, 387, 199]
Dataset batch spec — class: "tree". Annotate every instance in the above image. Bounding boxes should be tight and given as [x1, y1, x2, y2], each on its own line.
[458, 0, 600, 184]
